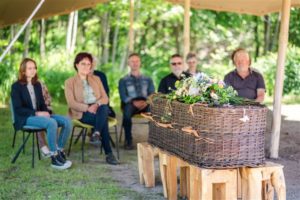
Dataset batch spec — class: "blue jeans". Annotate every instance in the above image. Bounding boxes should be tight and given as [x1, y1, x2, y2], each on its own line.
[26, 115, 72, 153]
[80, 105, 112, 155]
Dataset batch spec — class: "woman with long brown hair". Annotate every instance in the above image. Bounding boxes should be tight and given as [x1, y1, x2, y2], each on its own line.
[11, 58, 72, 170]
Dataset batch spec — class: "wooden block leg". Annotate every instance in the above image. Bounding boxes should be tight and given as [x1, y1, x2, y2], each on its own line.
[240, 168, 263, 200]
[262, 180, 274, 200]
[166, 155, 178, 200]
[200, 170, 213, 200]
[143, 144, 155, 187]
[271, 169, 286, 200]
[200, 169, 237, 200]
[180, 167, 188, 198]
[159, 152, 168, 198]
[137, 143, 156, 188]
[188, 166, 200, 200]
[137, 143, 145, 185]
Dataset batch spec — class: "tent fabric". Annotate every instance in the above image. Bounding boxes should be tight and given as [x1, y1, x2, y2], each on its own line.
[166, 0, 300, 16]
[0, 0, 108, 28]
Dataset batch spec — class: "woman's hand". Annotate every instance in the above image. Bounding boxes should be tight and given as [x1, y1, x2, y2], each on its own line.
[87, 104, 98, 114]
[35, 111, 50, 117]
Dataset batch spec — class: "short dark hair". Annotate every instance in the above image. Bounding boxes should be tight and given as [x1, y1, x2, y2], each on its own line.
[186, 52, 196, 61]
[74, 52, 93, 71]
[170, 54, 182, 60]
[231, 48, 252, 65]
[128, 53, 140, 59]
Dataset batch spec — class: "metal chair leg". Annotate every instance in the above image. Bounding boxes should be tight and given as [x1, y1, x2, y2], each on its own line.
[22, 131, 25, 154]
[119, 121, 123, 143]
[67, 126, 76, 156]
[74, 129, 83, 144]
[32, 132, 35, 168]
[81, 128, 87, 163]
[115, 125, 119, 160]
[11, 132, 31, 164]
[36, 133, 41, 160]
[12, 130, 17, 148]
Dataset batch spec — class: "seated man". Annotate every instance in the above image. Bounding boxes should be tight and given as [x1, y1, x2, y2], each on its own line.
[224, 48, 265, 103]
[158, 54, 190, 94]
[91, 57, 116, 118]
[186, 52, 200, 76]
[118, 53, 155, 150]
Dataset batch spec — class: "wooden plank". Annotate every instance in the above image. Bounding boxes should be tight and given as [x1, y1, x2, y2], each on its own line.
[271, 169, 286, 200]
[166, 155, 178, 200]
[142, 144, 155, 187]
[159, 151, 168, 198]
[137, 143, 144, 185]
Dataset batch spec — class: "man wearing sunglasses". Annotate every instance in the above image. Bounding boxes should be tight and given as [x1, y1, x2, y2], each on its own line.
[158, 54, 190, 94]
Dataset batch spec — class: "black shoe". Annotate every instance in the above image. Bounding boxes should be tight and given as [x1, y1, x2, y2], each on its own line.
[57, 150, 67, 162]
[106, 153, 119, 165]
[51, 155, 71, 170]
[90, 132, 101, 146]
[57, 150, 72, 167]
[124, 141, 134, 150]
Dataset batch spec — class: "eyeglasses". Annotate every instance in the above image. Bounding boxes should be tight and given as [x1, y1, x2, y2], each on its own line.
[171, 62, 182, 66]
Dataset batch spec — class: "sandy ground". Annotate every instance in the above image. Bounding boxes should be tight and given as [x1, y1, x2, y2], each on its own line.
[104, 105, 300, 199]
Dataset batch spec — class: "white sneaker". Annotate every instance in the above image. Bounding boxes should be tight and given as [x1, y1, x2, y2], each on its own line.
[40, 146, 51, 158]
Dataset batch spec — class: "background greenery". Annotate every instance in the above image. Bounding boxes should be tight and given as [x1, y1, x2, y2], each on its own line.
[0, 0, 300, 108]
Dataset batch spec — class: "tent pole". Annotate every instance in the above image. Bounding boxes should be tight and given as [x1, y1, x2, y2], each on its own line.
[129, 0, 135, 52]
[183, 0, 190, 70]
[0, 0, 46, 62]
[270, 0, 291, 158]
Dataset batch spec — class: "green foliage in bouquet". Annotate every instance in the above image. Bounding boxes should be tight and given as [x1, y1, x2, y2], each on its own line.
[166, 73, 255, 106]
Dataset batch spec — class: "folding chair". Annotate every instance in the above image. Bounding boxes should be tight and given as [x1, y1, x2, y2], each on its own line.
[10, 100, 42, 168]
[67, 117, 119, 163]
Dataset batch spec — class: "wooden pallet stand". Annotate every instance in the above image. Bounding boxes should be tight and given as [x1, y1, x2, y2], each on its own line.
[137, 142, 286, 200]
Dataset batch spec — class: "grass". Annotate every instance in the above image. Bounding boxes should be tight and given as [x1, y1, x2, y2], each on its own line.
[0, 104, 137, 200]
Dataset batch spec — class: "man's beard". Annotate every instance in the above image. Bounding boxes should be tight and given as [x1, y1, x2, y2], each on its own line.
[172, 69, 183, 77]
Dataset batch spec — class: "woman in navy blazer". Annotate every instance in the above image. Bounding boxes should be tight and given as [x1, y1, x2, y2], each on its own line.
[11, 58, 72, 170]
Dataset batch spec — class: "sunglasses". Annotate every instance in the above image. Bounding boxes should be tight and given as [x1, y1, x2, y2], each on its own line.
[171, 62, 182, 66]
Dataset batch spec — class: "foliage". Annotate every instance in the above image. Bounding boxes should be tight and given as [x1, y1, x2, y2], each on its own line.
[254, 46, 300, 96]
[0, 1, 300, 106]
[166, 73, 253, 106]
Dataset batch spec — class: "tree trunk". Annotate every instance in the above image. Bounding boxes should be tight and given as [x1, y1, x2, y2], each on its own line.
[9, 25, 16, 55]
[119, 42, 129, 71]
[254, 16, 260, 60]
[263, 15, 271, 54]
[39, 19, 46, 59]
[101, 11, 111, 64]
[270, 14, 281, 51]
[174, 24, 181, 54]
[111, 14, 120, 65]
[66, 12, 75, 52]
[70, 11, 78, 54]
[23, 22, 32, 58]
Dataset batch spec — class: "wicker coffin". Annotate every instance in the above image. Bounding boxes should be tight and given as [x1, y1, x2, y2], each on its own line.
[149, 97, 267, 168]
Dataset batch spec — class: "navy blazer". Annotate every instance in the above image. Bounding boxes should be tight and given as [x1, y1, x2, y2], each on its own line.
[11, 81, 49, 131]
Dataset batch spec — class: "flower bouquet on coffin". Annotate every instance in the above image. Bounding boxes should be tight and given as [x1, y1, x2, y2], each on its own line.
[167, 72, 257, 106]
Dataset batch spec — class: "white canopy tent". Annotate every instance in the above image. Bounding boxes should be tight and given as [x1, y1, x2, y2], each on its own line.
[0, 0, 298, 158]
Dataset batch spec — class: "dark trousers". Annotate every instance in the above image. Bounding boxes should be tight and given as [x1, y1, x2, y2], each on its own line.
[80, 105, 112, 154]
[122, 103, 149, 144]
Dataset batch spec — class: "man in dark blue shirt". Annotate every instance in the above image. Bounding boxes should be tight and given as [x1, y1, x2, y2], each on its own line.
[224, 48, 265, 103]
[118, 53, 155, 149]
[158, 54, 190, 94]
